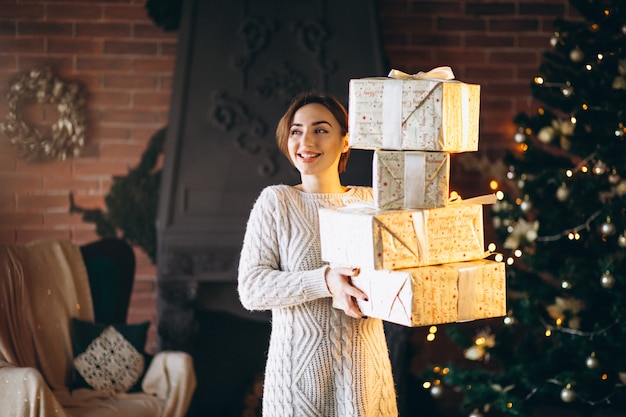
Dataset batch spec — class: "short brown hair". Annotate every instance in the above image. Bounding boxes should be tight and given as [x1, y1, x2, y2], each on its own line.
[276, 92, 350, 173]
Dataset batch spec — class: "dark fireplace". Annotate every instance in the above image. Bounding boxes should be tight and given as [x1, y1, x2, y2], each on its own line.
[156, 1, 385, 415]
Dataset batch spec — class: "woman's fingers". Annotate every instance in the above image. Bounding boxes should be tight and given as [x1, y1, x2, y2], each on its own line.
[325, 266, 369, 318]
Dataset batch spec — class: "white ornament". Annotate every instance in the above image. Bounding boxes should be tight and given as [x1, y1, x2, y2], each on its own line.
[430, 384, 443, 398]
[570, 48, 584, 62]
[560, 386, 576, 403]
[538, 126, 555, 143]
[556, 184, 569, 202]
[601, 271, 615, 289]
[586, 355, 599, 369]
[600, 221, 616, 236]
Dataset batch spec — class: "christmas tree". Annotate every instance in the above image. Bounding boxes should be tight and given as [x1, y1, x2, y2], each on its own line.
[423, 1, 626, 416]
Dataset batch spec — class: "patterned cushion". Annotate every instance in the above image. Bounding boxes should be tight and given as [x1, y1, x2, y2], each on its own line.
[71, 318, 150, 393]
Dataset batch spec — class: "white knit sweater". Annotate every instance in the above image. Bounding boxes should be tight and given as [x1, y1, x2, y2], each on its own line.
[238, 184, 398, 417]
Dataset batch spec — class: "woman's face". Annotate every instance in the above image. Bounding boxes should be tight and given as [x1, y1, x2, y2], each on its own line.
[287, 103, 348, 178]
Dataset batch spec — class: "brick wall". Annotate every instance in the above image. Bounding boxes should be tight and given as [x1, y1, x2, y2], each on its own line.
[0, 0, 574, 352]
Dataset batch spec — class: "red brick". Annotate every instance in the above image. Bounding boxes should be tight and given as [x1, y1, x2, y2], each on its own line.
[0, 156, 17, 172]
[0, 20, 17, 35]
[44, 177, 100, 192]
[17, 194, 71, 212]
[0, 212, 43, 227]
[16, 159, 72, 176]
[104, 5, 150, 21]
[0, 37, 44, 53]
[102, 74, 158, 89]
[99, 109, 160, 124]
[70, 229, 100, 245]
[0, 4, 44, 19]
[48, 38, 101, 54]
[0, 228, 16, 244]
[133, 24, 177, 40]
[466, 2, 515, 15]
[409, 1, 462, 14]
[67, 193, 106, 209]
[435, 48, 488, 65]
[17, 56, 74, 74]
[437, 17, 486, 31]
[466, 34, 515, 48]
[410, 33, 462, 47]
[134, 58, 176, 73]
[518, 34, 554, 48]
[18, 21, 74, 36]
[45, 212, 95, 227]
[89, 125, 131, 141]
[133, 91, 171, 107]
[160, 75, 174, 90]
[99, 142, 145, 159]
[465, 66, 515, 82]
[490, 51, 541, 65]
[384, 15, 434, 33]
[132, 126, 164, 142]
[0, 193, 15, 211]
[0, 55, 17, 70]
[0, 175, 44, 192]
[90, 91, 131, 107]
[490, 18, 540, 32]
[103, 40, 158, 56]
[160, 42, 177, 56]
[73, 159, 129, 177]
[17, 229, 71, 244]
[76, 22, 132, 38]
[46, 5, 103, 20]
[520, 3, 566, 16]
[76, 56, 134, 71]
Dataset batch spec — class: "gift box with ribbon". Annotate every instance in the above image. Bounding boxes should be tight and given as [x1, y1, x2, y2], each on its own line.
[373, 149, 449, 210]
[349, 259, 506, 327]
[319, 195, 494, 271]
[348, 67, 480, 152]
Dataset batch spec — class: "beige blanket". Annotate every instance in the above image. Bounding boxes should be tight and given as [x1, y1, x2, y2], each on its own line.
[0, 240, 196, 417]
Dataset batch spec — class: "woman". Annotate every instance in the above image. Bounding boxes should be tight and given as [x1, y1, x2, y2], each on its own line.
[238, 92, 398, 416]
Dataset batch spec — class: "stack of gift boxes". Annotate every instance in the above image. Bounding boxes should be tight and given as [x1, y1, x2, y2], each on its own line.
[319, 70, 506, 327]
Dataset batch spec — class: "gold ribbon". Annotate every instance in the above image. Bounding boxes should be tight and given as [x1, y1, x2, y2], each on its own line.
[388, 66, 455, 81]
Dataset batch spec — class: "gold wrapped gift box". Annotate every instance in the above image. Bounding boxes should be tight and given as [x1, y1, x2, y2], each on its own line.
[351, 259, 506, 327]
[319, 202, 485, 270]
[348, 77, 480, 152]
[373, 149, 450, 210]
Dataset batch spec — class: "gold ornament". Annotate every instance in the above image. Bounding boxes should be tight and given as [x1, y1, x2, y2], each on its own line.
[0, 67, 86, 162]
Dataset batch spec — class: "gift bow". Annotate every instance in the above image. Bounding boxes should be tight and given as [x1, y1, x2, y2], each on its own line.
[388, 66, 455, 81]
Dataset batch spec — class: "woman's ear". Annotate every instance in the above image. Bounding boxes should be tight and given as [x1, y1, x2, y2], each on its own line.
[342, 134, 349, 153]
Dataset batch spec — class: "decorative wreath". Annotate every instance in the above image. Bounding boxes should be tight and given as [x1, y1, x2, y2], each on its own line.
[0, 67, 86, 162]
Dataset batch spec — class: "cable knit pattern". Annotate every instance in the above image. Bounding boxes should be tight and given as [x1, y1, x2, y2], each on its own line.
[238, 184, 398, 417]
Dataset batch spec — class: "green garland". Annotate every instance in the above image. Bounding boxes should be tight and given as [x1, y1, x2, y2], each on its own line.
[70, 127, 166, 263]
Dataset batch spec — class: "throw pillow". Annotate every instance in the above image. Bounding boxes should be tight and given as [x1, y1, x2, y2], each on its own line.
[71, 318, 151, 393]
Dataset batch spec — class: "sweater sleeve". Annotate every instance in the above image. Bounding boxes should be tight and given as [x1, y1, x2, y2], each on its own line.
[237, 187, 332, 311]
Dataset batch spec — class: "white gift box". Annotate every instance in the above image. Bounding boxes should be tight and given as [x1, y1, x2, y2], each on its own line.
[348, 77, 480, 152]
[319, 202, 486, 270]
[373, 149, 449, 210]
[350, 259, 506, 327]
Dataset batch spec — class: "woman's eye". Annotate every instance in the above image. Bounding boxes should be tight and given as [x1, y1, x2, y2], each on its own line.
[315, 128, 327, 134]
[290, 130, 301, 136]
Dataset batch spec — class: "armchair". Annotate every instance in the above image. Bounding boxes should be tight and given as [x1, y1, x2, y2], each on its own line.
[0, 238, 196, 417]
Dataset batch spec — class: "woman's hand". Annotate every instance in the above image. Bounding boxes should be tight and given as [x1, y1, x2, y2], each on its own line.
[325, 266, 368, 319]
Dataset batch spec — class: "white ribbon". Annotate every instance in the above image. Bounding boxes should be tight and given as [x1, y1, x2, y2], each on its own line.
[404, 152, 426, 207]
[382, 79, 403, 149]
[457, 265, 477, 321]
[388, 66, 456, 81]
